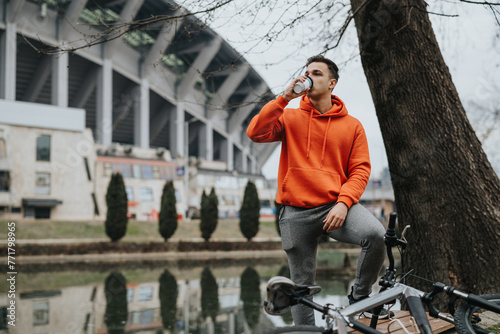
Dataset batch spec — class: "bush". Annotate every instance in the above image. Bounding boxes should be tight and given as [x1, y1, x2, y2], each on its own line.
[105, 173, 128, 242]
[200, 188, 218, 241]
[159, 181, 178, 241]
[240, 180, 260, 241]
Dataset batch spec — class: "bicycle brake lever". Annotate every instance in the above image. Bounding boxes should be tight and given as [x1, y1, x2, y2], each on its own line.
[397, 225, 410, 249]
[401, 225, 410, 241]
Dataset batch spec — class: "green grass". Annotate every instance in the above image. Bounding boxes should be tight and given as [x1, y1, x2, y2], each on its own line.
[0, 219, 280, 241]
[488, 324, 500, 333]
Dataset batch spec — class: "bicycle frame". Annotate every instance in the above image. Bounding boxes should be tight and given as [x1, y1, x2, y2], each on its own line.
[299, 283, 432, 334]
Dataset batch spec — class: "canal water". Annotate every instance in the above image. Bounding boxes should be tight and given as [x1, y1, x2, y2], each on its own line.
[5, 250, 360, 334]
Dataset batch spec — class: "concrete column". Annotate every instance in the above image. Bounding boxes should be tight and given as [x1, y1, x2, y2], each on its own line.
[52, 52, 69, 107]
[205, 122, 213, 161]
[177, 37, 222, 99]
[242, 149, 249, 173]
[96, 59, 113, 145]
[234, 148, 244, 172]
[170, 102, 185, 158]
[134, 79, 150, 148]
[0, 22, 17, 100]
[250, 156, 258, 174]
[228, 312, 235, 334]
[198, 123, 207, 159]
[226, 138, 234, 171]
[60, 0, 89, 40]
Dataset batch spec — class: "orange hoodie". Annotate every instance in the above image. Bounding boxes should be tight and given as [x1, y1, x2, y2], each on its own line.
[247, 94, 371, 208]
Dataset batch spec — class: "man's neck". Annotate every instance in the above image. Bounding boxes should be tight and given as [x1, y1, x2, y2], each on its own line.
[309, 95, 333, 114]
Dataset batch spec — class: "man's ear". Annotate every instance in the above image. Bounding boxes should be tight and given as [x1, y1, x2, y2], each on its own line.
[330, 79, 337, 90]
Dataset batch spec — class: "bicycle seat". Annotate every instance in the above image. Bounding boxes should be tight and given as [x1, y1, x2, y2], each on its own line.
[263, 276, 322, 315]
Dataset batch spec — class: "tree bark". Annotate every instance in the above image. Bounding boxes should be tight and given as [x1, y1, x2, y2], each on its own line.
[350, 0, 500, 295]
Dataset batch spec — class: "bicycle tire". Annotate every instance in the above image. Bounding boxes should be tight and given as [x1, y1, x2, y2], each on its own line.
[261, 325, 334, 334]
[454, 294, 500, 334]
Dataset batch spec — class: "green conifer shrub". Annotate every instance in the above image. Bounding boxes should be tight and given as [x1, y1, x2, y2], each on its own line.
[159, 180, 178, 241]
[105, 173, 128, 242]
[239, 180, 260, 241]
[200, 188, 219, 241]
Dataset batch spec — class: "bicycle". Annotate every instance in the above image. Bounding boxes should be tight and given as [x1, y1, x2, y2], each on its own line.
[263, 212, 500, 334]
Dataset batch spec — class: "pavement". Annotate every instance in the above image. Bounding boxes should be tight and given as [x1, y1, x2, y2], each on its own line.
[6, 236, 284, 244]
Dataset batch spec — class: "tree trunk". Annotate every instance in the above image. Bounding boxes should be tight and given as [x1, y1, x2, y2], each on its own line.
[350, 0, 500, 296]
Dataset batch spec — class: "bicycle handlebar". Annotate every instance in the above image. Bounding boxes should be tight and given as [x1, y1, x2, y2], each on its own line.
[383, 212, 407, 276]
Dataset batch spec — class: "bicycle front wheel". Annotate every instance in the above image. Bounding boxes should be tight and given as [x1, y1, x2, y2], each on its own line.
[454, 294, 500, 334]
[261, 325, 334, 334]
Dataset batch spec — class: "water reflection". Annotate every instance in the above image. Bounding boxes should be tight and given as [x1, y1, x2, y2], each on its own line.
[240, 267, 261, 330]
[104, 272, 128, 334]
[7, 251, 357, 334]
[159, 269, 178, 331]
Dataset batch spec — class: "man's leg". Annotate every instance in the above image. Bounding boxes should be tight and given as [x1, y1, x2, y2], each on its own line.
[328, 203, 386, 299]
[279, 205, 327, 325]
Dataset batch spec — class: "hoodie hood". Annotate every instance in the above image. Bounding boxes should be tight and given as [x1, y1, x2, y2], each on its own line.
[301, 95, 348, 167]
[299, 95, 348, 117]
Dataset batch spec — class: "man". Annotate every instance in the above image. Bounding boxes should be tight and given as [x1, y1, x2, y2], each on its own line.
[247, 55, 386, 325]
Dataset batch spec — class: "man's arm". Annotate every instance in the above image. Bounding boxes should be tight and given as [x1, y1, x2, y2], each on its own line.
[246, 96, 287, 143]
[323, 126, 371, 232]
[247, 76, 309, 142]
[337, 126, 371, 208]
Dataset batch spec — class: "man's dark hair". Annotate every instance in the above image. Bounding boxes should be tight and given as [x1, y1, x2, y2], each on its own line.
[306, 55, 339, 81]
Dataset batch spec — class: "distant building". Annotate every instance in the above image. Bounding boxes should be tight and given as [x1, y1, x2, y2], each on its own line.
[361, 168, 395, 223]
[0, 0, 278, 220]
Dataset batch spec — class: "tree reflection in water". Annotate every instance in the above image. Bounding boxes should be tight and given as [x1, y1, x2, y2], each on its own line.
[240, 267, 261, 329]
[159, 269, 178, 330]
[201, 267, 220, 322]
[104, 271, 128, 334]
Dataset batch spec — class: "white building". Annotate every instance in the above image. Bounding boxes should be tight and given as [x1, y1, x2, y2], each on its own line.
[0, 0, 279, 220]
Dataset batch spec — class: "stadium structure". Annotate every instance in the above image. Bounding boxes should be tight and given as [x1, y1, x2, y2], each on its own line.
[0, 0, 280, 220]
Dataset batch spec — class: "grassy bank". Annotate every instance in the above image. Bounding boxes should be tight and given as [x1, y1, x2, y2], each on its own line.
[1, 218, 280, 241]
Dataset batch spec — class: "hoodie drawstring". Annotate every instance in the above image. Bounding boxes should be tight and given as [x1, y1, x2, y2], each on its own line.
[306, 110, 314, 158]
[320, 117, 331, 168]
[306, 111, 331, 168]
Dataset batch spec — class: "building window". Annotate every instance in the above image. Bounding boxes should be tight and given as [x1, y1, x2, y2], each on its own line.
[120, 164, 133, 178]
[24, 206, 35, 218]
[141, 309, 155, 324]
[0, 139, 6, 159]
[141, 165, 154, 179]
[35, 173, 51, 195]
[0, 171, 10, 192]
[127, 288, 135, 303]
[132, 165, 142, 178]
[153, 166, 161, 179]
[36, 135, 51, 161]
[103, 163, 113, 177]
[138, 187, 153, 202]
[125, 187, 135, 201]
[33, 301, 49, 326]
[138, 287, 154, 301]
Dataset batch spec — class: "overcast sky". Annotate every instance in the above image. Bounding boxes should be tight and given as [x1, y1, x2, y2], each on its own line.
[201, 1, 500, 179]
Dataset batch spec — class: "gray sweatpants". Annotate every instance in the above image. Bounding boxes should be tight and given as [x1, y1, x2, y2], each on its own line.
[279, 203, 386, 325]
